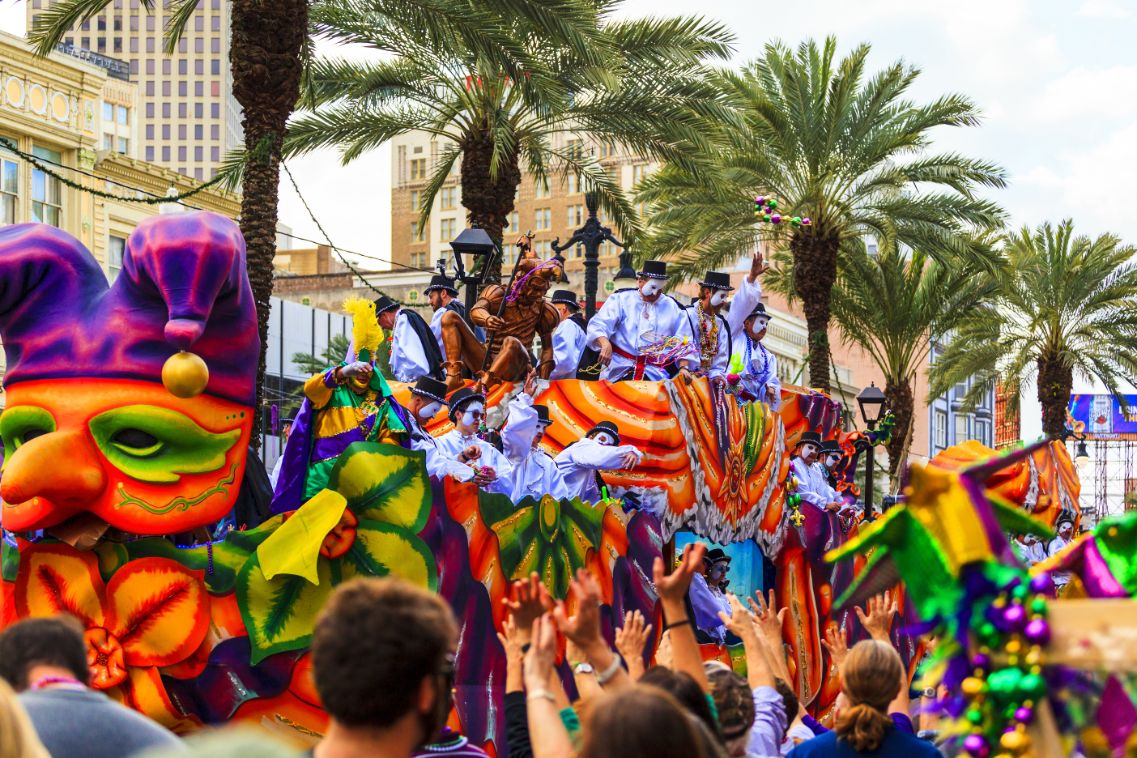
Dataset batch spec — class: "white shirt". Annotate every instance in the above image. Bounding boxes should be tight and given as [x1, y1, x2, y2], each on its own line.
[269, 454, 285, 490]
[677, 305, 731, 378]
[1048, 534, 1072, 587]
[390, 309, 433, 383]
[585, 289, 686, 381]
[733, 338, 781, 409]
[429, 307, 446, 349]
[550, 318, 586, 380]
[553, 436, 643, 505]
[725, 275, 763, 341]
[790, 457, 831, 510]
[435, 428, 515, 496]
[501, 394, 570, 502]
[405, 414, 476, 483]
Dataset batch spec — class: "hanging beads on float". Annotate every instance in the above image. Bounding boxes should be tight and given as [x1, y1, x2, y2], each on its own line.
[754, 196, 811, 228]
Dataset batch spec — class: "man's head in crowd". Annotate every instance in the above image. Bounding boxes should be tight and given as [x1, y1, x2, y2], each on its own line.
[312, 578, 458, 749]
[0, 616, 90, 692]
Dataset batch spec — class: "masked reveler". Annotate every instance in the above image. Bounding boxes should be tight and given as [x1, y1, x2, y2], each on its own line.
[434, 387, 514, 496]
[501, 371, 569, 502]
[730, 303, 781, 409]
[586, 260, 686, 381]
[688, 548, 733, 644]
[276, 299, 408, 506]
[391, 376, 480, 484]
[789, 432, 842, 514]
[1047, 517, 1075, 591]
[376, 294, 444, 384]
[676, 270, 735, 379]
[553, 421, 643, 505]
[548, 289, 586, 381]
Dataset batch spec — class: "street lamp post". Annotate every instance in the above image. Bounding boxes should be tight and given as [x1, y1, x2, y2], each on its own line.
[856, 383, 888, 522]
[448, 227, 499, 313]
[551, 192, 624, 320]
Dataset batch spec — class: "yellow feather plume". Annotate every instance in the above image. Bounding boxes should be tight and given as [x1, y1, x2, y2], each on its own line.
[343, 297, 383, 362]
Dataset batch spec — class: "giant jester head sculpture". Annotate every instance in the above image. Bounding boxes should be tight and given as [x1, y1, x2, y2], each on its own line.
[0, 213, 258, 537]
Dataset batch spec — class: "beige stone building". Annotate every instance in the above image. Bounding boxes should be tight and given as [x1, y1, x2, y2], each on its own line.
[29, 0, 242, 180]
[0, 30, 240, 383]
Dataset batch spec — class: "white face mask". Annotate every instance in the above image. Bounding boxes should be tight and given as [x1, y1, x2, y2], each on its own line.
[418, 401, 442, 420]
[460, 403, 485, 429]
[710, 291, 728, 307]
[801, 443, 818, 459]
[593, 432, 616, 446]
[641, 280, 663, 298]
[826, 453, 841, 466]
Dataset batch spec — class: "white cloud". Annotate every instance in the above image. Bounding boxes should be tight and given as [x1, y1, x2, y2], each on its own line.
[1031, 66, 1137, 121]
[1078, 0, 1131, 18]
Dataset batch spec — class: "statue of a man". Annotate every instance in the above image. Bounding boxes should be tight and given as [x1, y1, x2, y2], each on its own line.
[439, 257, 561, 390]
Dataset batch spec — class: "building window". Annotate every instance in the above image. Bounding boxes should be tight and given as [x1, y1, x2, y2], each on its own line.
[597, 140, 615, 159]
[194, 81, 203, 97]
[116, 105, 128, 125]
[194, 146, 203, 161]
[103, 134, 114, 149]
[178, 125, 187, 140]
[107, 235, 126, 281]
[440, 186, 457, 210]
[410, 221, 425, 242]
[195, 59, 204, 76]
[102, 102, 113, 121]
[535, 208, 551, 231]
[410, 251, 427, 268]
[954, 415, 969, 445]
[953, 381, 968, 400]
[409, 158, 427, 180]
[161, 146, 170, 162]
[565, 138, 583, 160]
[211, 59, 220, 75]
[975, 419, 991, 447]
[179, 103, 187, 118]
[210, 124, 219, 140]
[534, 240, 552, 256]
[31, 146, 62, 227]
[504, 211, 519, 233]
[567, 204, 584, 227]
[211, 103, 220, 118]
[0, 155, 18, 225]
[162, 125, 170, 139]
[632, 164, 649, 185]
[439, 218, 457, 241]
[535, 178, 550, 198]
[934, 410, 947, 449]
[145, 146, 154, 162]
[117, 137, 128, 154]
[409, 190, 420, 211]
[566, 173, 580, 194]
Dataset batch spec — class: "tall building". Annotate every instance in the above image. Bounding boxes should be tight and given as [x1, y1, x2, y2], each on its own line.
[0, 29, 240, 383]
[28, 0, 242, 180]
[390, 131, 652, 297]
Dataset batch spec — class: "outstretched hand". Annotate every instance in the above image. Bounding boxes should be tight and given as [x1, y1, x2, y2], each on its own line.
[822, 622, 848, 670]
[523, 613, 558, 692]
[503, 572, 553, 641]
[653, 543, 707, 604]
[523, 368, 539, 398]
[719, 593, 756, 641]
[552, 569, 605, 651]
[749, 250, 769, 282]
[615, 610, 654, 675]
[856, 593, 898, 642]
[747, 588, 787, 644]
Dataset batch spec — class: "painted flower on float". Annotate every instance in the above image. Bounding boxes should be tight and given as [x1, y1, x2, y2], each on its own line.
[0, 214, 259, 536]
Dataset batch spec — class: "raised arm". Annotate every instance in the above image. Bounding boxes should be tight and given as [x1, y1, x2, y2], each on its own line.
[552, 569, 631, 692]
[720, 593, 774, 689]
[653, 543, 711, 692]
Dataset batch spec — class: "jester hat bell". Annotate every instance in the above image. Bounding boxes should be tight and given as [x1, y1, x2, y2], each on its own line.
[0, 212, 259, 404]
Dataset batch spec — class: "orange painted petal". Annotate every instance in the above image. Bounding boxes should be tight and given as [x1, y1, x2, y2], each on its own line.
[105, 558, 210, 667]
[123, 666, 197, 732]
[14, 543, 106, 627]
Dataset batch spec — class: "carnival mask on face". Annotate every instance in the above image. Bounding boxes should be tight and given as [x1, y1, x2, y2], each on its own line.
[593, 432, 616, 446]
[800, 443, 818, 462]
[460, 403, 485, 429]
[710, 291, 728, 308]
[826, 453, 841, 467]
[641, 280, 663, 300]
[0, 214, 259, 537]
[418, 401, 443, 420]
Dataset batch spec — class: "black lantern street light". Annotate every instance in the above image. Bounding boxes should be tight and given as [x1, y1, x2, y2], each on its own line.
[856, 382, 888, 522]
[551, 191, 624, 320]
[448, 227, 500, 312]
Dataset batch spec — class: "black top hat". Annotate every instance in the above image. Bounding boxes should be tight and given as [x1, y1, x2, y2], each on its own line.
[746, 303, 769, 321]
[534, 404, 552, 426]
[585, 420, 620, 443]
[424, 274, 458, 297]
[373, 295, 400, 316]
[411, 376, 449, 405]
[820, 440, 841, 454]
[796, 431, 822, 447]
[698, 271, 735, 291]
[704, 548, 732, 564]
[550, 290, 581, 309]
[637, 260, 669, 280]
[447, 387, 486, 421]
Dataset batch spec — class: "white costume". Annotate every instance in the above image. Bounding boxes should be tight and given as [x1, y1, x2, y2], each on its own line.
[585, 289, 685, 381]
[389, 309, 435, 383]
[429, 307, 446, 350]
[790, 456, 833, 511]
[435, 428, 515, 497]
[405, 413, 477, 484]
[550, 317, 587, 380]
[501, 394, 570, 502]
[724, 275, 763, 341]
[554, 436, 643, 505]
[727, 277, 781, 408]
[677, 303, 732, 378]
[1047, 533, 1072, 589]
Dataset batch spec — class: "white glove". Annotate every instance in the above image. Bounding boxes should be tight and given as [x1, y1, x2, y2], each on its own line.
[341, 361, 372, 379]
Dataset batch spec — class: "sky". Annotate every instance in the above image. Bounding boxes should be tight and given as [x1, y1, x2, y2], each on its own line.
[2, 0, 1135, 268]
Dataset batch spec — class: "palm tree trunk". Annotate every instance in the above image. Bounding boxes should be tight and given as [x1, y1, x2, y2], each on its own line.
[230, 0, 309, 446]
[791, 228, 840, 393]
[884, 378, 914, 484]
[1037, 354, 1073, 438]
[460, 131, 521, 284]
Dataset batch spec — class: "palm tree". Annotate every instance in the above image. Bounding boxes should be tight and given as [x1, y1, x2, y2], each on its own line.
[636, 37, 1006, 392]
[823, 243, 998, 483]
[930, 220, 1137, 439]
[29, 0, 606, 439]
[285, 5, 735, 280]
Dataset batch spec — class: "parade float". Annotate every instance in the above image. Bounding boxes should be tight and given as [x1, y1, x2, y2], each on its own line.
[0, 213, 1092, 754]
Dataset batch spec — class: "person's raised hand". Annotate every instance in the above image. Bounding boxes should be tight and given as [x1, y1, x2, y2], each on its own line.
[654, 630, 674, 669]
[503, 572, 553, 642]
[749, 250, 770, 282]
[747, 588, 787, 645]
[719, 593, 757, 641]
[523, 368, 539, 398]
[856, 593, 898, 642]
[523, 613, 559, 692]
[552, 568, 604, 652]
[615, 610, 654, 671]
[822, 622, 848, 670]
[497, 613, 525, 662]
[621, 451, 639, 470]
[653, 542, 707, 605]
